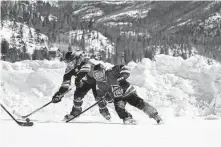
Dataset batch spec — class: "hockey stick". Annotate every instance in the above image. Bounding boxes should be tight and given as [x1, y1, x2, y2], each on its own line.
[21, 101, 52, 118]
[0, 104, 33, 126]
[22, 88, 72, 118]
[66, 97, 104, 123]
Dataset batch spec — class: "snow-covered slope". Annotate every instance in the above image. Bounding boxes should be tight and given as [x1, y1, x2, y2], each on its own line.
[69, 30, 114, 57]
[0, 20, 49, 54]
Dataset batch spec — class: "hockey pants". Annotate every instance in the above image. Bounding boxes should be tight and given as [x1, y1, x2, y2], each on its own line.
[114, 92, 158, 120]
[71, 81, 110, 118]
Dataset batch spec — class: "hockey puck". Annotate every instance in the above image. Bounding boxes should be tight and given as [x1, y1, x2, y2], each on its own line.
[26, 118, 30, 122]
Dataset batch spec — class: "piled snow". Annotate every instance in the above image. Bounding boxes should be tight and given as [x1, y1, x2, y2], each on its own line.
[128, 55, 221, 118]
[0, 60, 67, 120]
[0, 55, 220, 122]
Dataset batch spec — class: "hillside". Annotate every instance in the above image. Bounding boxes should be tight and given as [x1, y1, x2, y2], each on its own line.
[1, 1, 221, 62]
[73, 1, 221, 37]
[67, 1, 221, 61]
[68, 30, 114, 58]
[0, 20, 48, 54]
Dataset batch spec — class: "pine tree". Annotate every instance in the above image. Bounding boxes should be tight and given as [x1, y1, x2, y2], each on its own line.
[28, 27, 34, 43]
[22, 43, 27, 53]
[1, 39, 9, 60]
[12, 20, 18, 32]
[35, 30, 40, 45]
[10, 33, 16, 48]
[18, 24, 24, 42]
[132, 49, 136, 62]
[81, 30, 85, 51]
[1, 20, 4, 28]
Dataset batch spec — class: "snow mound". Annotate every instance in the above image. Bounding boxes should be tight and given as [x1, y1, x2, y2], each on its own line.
[0, 60, 66, 119]
[128, 54, 221, 118]
[0, 55, 221, 122]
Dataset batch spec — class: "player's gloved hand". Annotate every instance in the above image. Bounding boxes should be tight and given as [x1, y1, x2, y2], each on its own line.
[52, 92, 63, 103]
[75, 79, 84, 88]
[104, 93, 113, 103]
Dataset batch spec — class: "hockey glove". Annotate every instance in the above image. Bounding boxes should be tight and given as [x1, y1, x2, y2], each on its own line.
[52, 92, 63, 103]
[104, 93, 113, 103]
[75, 79, 84, 88]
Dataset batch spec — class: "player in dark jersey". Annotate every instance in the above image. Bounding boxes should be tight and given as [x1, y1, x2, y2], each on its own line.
[51, 52, 111, 121]
[92, 64, 163, 124]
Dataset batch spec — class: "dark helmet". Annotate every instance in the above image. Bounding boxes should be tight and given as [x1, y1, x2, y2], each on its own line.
[93, 64, 106, 81]
[93, 63, 104, 71]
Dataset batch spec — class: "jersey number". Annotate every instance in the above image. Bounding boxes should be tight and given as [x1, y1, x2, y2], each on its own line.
[111, 85, 123, 97]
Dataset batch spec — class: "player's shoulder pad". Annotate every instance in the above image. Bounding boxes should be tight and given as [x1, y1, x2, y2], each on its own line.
[120, 65, 130, 74]
[79, 63, 91, 73]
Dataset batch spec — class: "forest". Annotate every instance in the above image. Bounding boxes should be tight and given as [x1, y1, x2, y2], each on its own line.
[1, 1, 221, 63]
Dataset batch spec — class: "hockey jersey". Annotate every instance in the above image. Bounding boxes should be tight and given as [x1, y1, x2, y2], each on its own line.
[95, 65, 136, 101]
[55, 58, 94, 95]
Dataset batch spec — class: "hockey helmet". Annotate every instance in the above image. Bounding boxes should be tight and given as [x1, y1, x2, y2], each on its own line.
[93, 64, 106, 82]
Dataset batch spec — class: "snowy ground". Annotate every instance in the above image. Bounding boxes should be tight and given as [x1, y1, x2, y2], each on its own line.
[0, 55, 221, 147]
[1, 118, 221, 147]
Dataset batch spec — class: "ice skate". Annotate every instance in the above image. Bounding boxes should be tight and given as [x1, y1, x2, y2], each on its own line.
[63, 114, 75, 121]
[99, 108, 111, 121]
[63, 107, 82, 121]
[153, 114, 163, 124]
[123, 117, 137, 125]
[104, 114, 111, 121]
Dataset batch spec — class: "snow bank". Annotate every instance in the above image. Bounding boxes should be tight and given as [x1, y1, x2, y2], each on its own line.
[128, 55, 221, 118]
[0, 55, 221, 122]
[0, 60, 66, 119]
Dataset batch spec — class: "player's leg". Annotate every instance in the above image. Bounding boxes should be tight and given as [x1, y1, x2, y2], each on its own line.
[64, 82, 91, 119]
[125, 92, 163, 124]
[114, 98, 136, 124]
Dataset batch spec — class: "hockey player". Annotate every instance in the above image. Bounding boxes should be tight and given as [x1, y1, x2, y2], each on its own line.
[92, 64, 163, 124]
[51, 51, 111, 121]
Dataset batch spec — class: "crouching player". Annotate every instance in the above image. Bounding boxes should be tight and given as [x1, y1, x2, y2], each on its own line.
[92, 64, 163, 124]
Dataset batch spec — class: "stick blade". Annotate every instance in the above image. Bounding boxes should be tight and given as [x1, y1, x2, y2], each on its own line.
[17, 121, 34, 127]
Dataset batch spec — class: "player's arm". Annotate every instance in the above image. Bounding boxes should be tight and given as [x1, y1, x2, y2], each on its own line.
[113, 65, 136, 96]
[96, 85, 113, 103]
[75, 63, 91, 87]
[52, 66, 76, 103]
